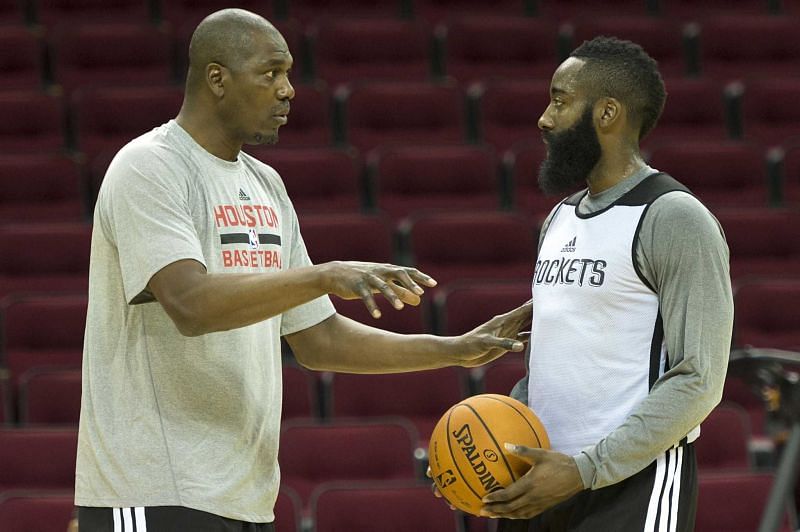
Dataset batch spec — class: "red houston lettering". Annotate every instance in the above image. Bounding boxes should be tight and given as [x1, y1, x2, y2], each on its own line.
[213, 206, 228, 228]
[242, 205, 257, 227]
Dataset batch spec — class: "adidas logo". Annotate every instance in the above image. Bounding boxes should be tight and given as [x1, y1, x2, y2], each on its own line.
[561, 236, 577, 253]
[238, 188, 251, 201]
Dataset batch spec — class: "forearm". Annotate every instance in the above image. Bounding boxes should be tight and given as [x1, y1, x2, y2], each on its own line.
[151, 260, 329, 336]
[287, 313, 460, 373]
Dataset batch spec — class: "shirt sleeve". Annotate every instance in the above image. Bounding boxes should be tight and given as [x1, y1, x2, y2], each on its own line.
[279, 207, 336, 336]
[97, 144, 206, 305]
[573, 191, 734, 489]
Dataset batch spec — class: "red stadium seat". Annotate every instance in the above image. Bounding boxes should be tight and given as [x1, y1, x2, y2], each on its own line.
[539, 0, 655, 20]
[265, 82, 333, 147]
[696, 472, 793, 532]
[433, 279, 530, 336]
[397, 211, 536, 288]
[0, 223, 90, 299]
[70, 85, 183, 158]
[643, 78, 731, 148]
[0, 0, 27, 24]
[714, 208, 800, 282]
[0, 428, 78, 491]
[282, 364, 318, 420]
[274, 486, 302, 532]
[0, 369, 10, 424]
[365, 144, 501, 218]
[469, 79, 550, 152]
[161, 0, 269, 26]
[18, 367, 82, 426]
[722, 377, 767, 437]
[275, 0, 403, 24]
[34, 0, 151, 27]
[741, 79, 800, 148]
[279, 418, 418, 507]
[325, 367, 466, 442]
[0, 490, 76, 532]
[782, 140, 800, 205]
[694, 404, 752, 471]
[662, 0, 786, 20]
[245, 146, 362, 214]
[0, 154, 86, 223]
[438, 15, 560, 83]
[414, 0, 529, 23]
[0, 25, 44, 90]
[337, 80, 467, 152]
[0, 91, 66, 154]
[311, 481, 461, 532]
[733, 278, 800, 351]
[297, 213, 393, 265]
[501, 140, 555, 216]
[309, 18, 433, 87]
[0, 294, 87, 393]
[646, 141, 769, 208]
[473, 357, 527, 396]
[695, 15, 800, 82]
[51, 22, 174, 93]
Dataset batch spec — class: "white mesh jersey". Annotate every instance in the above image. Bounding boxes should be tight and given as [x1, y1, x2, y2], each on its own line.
[528, 173, 691, 456]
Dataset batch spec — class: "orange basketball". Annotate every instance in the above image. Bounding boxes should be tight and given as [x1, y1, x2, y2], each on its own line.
[428, 393, 550, 516]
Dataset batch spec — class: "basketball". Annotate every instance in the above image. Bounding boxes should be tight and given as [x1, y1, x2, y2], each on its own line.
[428, 393, 550, 516]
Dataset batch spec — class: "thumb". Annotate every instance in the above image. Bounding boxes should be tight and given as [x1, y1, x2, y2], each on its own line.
[504, 443, 548, 464]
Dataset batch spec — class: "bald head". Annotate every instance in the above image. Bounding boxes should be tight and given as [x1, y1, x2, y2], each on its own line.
[186, 8, 285, 88]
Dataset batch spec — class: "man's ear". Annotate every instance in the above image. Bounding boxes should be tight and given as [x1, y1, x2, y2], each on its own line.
[206, 63, 226, 98]
[595, 97, 622, 130]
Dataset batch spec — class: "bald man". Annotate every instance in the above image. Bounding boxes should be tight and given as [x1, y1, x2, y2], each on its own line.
[75, 9, 532, 532]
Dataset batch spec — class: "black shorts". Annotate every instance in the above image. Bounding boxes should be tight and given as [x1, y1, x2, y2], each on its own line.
[77, 505, 276, 532]
[498, 442, 697, 532]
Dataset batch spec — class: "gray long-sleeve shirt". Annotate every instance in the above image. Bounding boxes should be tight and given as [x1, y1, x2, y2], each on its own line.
[511, 165, 734, 489]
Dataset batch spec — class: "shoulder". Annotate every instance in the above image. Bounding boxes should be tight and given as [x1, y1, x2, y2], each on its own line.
[647, 191, 724, 237]
[103, 127, 193, 193]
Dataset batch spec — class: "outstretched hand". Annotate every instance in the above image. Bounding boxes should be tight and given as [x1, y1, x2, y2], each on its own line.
[322, 261, 437, 318]
[481, 444, 584, 520]
[451, 300, 533, 367]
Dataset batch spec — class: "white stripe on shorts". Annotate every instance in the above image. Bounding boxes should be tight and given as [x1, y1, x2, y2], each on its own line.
[112, 508, 122, 532]
[122, 507, 133, 532]
[644, 445, 685, 532]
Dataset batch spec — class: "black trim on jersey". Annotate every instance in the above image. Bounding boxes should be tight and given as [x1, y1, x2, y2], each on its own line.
[220, 233, 281, 246]
[649, 312, 665, 389]
[564, 172, 692, 220]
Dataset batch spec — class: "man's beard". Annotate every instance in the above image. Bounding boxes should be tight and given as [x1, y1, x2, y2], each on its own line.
[538, 106, 602, 196]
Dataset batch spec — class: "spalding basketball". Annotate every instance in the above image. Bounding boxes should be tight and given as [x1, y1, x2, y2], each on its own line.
[428, 393, 550, 516]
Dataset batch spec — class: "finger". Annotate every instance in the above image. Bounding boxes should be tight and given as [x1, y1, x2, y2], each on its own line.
[367, 274, 404, 310]
[504, 443, 547, 464]
[486, 336, 525, 352]
[407, 268, 437, 287]
[356, 281, 381, 318]
[395, 269, 425, 296]
[516, 331, 531, 341]
[482, 477, 533, 505]
[389, 281, 422, 306]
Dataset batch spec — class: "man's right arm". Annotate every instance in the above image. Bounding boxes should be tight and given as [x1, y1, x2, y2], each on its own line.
[147, 258, 436, 337]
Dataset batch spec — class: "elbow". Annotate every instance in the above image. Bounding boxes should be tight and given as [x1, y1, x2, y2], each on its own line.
[292, 350, 326, 371]
[162, 298, 213, 337]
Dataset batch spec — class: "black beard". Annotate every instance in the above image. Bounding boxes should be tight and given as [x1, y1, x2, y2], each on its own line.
[538, 107, 602, 196]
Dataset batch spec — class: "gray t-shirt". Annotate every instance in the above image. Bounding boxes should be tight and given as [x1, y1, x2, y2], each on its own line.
[512, 165, 733, 489]
[75, 121, 336, 521]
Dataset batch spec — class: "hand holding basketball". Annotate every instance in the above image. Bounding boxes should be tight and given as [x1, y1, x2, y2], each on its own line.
[480, 445, 584, 520]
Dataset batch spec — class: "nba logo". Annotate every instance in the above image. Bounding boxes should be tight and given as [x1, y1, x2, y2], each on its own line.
[248, 229, 259, 249]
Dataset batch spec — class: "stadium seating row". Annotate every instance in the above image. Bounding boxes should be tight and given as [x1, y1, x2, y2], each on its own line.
[3, 12, 800, 93]
[3, 78, 800, 163]
[2, 277, 800, 426]
[0, 419, 792, 532]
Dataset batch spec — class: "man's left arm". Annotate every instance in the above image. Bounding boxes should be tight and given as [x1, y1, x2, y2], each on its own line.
[483, 192, 733, 517]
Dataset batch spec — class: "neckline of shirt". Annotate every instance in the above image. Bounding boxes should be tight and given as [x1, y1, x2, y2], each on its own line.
[168, 120, 244, 173]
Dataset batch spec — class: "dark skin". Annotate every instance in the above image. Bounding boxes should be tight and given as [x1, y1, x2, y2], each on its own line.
[431, 57, 653, 519]
[151, 9, 531, 373]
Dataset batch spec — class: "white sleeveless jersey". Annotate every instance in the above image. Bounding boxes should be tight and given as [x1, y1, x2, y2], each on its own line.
[528, 173, 690, 456]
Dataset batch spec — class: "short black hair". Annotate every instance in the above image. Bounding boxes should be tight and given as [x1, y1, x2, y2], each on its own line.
[569, 36, 666, 140]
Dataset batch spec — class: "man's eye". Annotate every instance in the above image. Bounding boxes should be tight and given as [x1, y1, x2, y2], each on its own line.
[265, 71, 276, 79]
